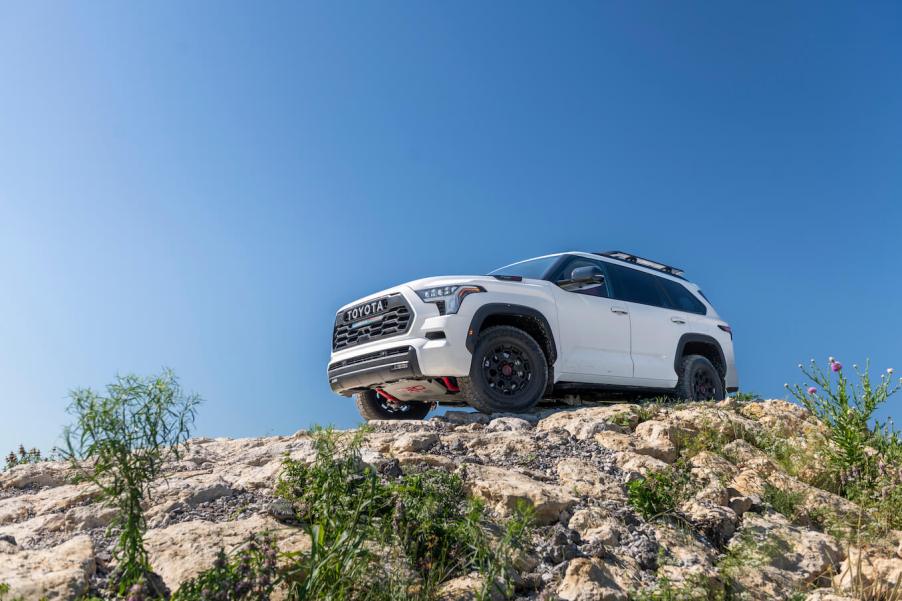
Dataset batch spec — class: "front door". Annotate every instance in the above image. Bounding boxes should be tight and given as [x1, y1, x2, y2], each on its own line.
[551, 257, 634, 383]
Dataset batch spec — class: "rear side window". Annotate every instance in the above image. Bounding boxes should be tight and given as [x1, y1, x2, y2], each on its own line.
[659, 279, 707, 315]
[605, 263, 668, 307]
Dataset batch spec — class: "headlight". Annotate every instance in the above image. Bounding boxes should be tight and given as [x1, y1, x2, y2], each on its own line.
[415, 285, 485, 315]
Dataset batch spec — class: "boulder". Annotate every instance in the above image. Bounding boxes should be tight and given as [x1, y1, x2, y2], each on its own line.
[461, 464, 576, 524]
[435, 574, 500, 601]
[485, 417, 533, 432]
[632, 420, 679, 463]
[390, 432, 439, 454]
[568, 508, 620, 547]
[653, 522, 719, 588]
[463, 431, 537, 463]
[537, 406, 638, 440]
[0, 535, 95, 599]
[556, 558, 626, 601]
[144, 515, 309, 589]
[833, 541, 902, 594]
[556, 458, 625, 501]
[613, 451, 669, 478]
[0, 462, 72, 490]
[680, 500, 738, 546]
[726, 511, 844, 598]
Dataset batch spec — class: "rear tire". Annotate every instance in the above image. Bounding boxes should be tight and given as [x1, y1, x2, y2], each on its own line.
[458, 325, 548, 414]
[355, 390, 432, 421]
[674, 354, 725, 401]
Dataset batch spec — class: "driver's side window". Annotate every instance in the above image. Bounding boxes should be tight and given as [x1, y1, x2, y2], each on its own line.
[558, 258, 610, 298]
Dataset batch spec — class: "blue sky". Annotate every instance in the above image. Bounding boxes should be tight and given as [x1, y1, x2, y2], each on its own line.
[1, 2, 900, 451]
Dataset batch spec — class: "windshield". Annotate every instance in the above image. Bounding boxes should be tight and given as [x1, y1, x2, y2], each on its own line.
[489, 255, 561, 280]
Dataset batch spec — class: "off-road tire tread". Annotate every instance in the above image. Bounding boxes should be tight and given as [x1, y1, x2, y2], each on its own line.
[674, 354, 726, 402]
[457, 325, 548, 414]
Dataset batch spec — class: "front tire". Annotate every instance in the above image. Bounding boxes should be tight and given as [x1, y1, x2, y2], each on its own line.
[355, 390, 432, 421]
[675, 355, 725, 401]
[458, 325, 548, 414]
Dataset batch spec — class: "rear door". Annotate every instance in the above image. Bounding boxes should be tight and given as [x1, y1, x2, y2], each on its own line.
[550, 257, 634, 383]
[604, 262, 683, 386]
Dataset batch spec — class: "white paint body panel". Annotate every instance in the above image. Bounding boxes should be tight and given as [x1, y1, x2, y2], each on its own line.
[327, 252, 739, 393]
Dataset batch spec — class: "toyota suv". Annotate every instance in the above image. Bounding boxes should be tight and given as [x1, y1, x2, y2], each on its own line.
[327, 251, 738, 421]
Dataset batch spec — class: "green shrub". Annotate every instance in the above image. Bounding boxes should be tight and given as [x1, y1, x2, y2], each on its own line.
[788, 359, 902, 532]
[627, 468, 688, 520]
[62, 370, 200, 596]
[275, 426, 533, 600]
[171, 533, 278, 601]
[788, 359, 900, 493]
[629, 573, 724, 601]
[729, 391, 762, 403]
[761, 483, 804, 521]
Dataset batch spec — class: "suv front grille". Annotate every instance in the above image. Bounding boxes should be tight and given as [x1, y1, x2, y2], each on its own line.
[332, 294, 412, 351]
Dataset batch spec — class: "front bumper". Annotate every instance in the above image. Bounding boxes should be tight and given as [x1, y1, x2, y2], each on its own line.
[328, 345, 422, 395]
[327, 287, 482, 396]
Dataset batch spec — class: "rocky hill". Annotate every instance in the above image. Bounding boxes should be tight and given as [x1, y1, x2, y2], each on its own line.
[1, 399, 900, 600]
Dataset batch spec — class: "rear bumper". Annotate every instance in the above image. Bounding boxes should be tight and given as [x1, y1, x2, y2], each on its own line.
[327, 346, 421, 396]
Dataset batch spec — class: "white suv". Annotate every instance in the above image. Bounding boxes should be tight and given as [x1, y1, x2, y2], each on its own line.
[327, 251, 738, 421]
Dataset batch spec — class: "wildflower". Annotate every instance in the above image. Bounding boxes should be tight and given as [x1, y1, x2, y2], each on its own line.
[798, 363, 803, 368]
[889, 368, 894, 375]
[783, 383, 789, 388]
[831, 361, 842, 372]
[808, 387, 817, 395]
[829, 356, 835, 363]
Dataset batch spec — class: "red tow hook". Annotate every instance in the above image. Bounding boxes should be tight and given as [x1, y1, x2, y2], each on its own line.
[376, 388, 403, 403]
[441, 377, 460, 392]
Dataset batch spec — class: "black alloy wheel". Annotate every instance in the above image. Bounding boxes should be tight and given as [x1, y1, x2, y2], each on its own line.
[675, 354, 725, 401]
[482, 344, 532, 397]
[457, 325, 548, 414]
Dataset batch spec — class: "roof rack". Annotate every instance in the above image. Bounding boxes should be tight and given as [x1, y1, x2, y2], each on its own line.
[595, 250, 685, 278]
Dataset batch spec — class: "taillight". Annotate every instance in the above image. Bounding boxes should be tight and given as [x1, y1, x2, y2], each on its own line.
[718, 324, 733, 339]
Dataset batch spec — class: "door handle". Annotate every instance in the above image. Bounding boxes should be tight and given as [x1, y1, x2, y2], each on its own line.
[671, 316, 686, 324]
[611, 307, 629, 315]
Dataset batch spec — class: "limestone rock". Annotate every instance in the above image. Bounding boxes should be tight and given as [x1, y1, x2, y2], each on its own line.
[144, 515, 309, 589]
[727, 511, 844, 598]
[0, 462, 72, 490]
[485, 417, 533, 432]
[537, 405, 638, 440]
[390, 432, 439, 454]
[613, 451, 669, 477]
[461, 464, 576, 524]
[435, 574, 500, 601]
[556, 458, 625, 501]
[680, 500, 737, 546]
[833, 542, 902, 594]
[0, 535, 95, 600]
[632, 420, 679, 463]
[556, 558, 626, 601]
[568, 508, 620, 546]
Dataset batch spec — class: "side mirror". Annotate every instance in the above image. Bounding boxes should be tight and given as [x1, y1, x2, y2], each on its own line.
[562, 265, 605, 286]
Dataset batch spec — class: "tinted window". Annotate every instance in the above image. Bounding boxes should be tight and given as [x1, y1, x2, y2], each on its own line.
[659, 279, 707, 314]
[606, 263, 667, 307]
[489, 255, 561, 280]
[556, 257, 610, 298]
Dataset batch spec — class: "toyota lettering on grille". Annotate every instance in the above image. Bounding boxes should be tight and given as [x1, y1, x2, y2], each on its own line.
[344, 297, 389, 326]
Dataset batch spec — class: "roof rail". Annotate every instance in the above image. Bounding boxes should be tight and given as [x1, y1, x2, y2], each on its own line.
[595, 250, 685, 278]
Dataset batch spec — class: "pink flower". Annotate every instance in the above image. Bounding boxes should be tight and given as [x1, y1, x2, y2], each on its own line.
[831, 361, 842, 372]
[807, 387, 817, 395]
